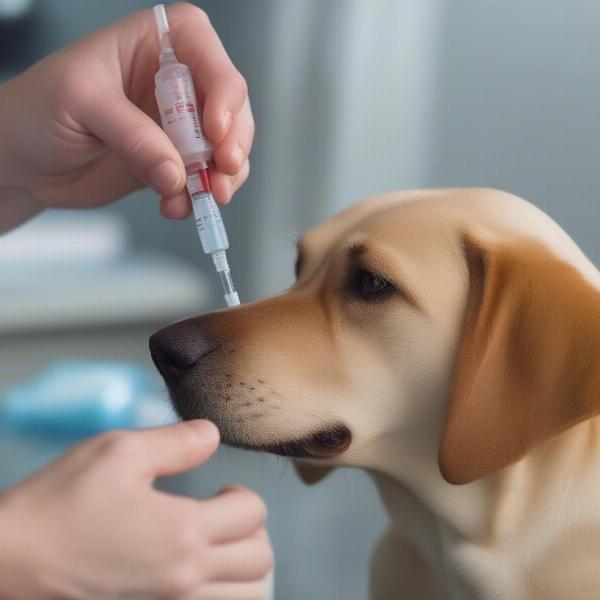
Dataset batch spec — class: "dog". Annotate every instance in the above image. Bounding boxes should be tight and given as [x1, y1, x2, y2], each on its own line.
[150, 188, 600, 600]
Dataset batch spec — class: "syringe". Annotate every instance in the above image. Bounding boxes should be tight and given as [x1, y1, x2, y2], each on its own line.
[153, 3, 240, 307]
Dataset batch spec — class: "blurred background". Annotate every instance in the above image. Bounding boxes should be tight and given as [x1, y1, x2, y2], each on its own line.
[1, 0, 599, 598]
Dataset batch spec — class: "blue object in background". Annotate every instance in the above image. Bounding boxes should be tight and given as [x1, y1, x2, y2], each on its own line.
[0, 361, 175, 491]
[0, 361, 155, 437]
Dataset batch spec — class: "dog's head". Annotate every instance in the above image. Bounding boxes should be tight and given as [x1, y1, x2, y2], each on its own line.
[150, 189, 600, 486]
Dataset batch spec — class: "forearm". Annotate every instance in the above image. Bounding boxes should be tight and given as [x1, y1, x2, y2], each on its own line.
[0, 80, 43, 233]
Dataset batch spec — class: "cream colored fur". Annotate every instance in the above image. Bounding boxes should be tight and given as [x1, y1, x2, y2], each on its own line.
[168, 189, 600, 599]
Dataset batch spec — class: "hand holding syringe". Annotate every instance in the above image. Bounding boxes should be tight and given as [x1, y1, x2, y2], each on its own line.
[153, 4, 240, 307]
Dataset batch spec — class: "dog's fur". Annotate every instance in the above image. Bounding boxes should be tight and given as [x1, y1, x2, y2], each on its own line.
[151, 189, 600, 599]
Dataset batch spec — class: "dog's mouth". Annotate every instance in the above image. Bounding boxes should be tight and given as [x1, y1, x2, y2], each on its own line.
[231, 424, 352, 460]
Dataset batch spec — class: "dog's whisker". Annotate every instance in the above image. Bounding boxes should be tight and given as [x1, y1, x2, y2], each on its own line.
[161, 404, 177, 426]
[246, 411, 266, 420]
[276, 223, 303, 246]
[274, 456, 291, 484]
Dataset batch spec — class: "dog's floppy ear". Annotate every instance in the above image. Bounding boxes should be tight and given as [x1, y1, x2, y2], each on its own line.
[293, 461, 335, 485]
[439, 231, 600, 485]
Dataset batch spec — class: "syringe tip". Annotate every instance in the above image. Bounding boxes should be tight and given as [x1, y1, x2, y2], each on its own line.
[211, 251, 240, 307]
[225, 291, 240, 307]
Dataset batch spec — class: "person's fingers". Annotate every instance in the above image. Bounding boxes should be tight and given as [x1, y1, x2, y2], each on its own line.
[203, 485, 267, 544]
[78, 91, 186, 198]
[131, 420, 220, 479]
[209, 530, 273, 582]
[194, 579, 270, 600]
[161, 156, 249, 210]
[89, 154, 139, 200]
[167, 3, 248, 144]
[213, 99, 255, 176]
[160, 192, 193, 220]
[38, 151, 140, 209]
[211, 159, 250, 205]
[230, 159, 251, 196]
[201, 74, 248, 147]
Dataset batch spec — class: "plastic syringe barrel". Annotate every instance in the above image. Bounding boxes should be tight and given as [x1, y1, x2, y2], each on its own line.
[153, 3, 212, 170]
[152, 4, 239, 307]
[154, 61, 212, 169]
[192, 193, 229, 253]
[186, 172, 229, 254]
[152, 7, 228, 255]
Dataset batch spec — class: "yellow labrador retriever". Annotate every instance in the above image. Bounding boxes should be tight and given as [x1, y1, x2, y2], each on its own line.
[150, 188, 600, 600]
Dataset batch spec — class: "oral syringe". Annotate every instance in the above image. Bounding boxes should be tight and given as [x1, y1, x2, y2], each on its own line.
[153, 3, 240, 307]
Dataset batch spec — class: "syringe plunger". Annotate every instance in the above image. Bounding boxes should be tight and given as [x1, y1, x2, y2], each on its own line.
[153, 4, 173, 53]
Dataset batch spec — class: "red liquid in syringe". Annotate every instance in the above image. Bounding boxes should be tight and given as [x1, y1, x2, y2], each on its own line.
[199, 168, 211, 193]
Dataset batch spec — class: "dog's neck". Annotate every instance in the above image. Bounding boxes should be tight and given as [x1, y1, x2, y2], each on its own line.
[369, 446, 497, 543]
[371, 415, 600, 543]
[368, 417, 600, 598]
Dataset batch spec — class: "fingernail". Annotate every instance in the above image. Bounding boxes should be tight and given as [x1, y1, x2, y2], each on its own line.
[222, 110, 233, 134]
[217, 484, 247, 496]
[185, 420, 220, 445]
[149, 160, 183, 195]
[228, 177, 236, 203]
[222, 177, 234, 204]
[231, 144, 244, 170]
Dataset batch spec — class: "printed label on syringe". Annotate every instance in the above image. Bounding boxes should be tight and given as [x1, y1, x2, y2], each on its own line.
[191, 191, 223, 232]
[162, 77, 203, 138]
[156, 75, 212, 158]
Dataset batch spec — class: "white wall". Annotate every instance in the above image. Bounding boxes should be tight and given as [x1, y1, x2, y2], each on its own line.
[253, 0, 442, 295]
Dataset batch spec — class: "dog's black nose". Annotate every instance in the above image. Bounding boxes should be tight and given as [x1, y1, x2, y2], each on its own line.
[149, 321, 218, 381]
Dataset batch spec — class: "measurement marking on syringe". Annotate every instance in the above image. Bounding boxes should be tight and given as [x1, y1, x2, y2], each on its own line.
[191, 192, 223, 232]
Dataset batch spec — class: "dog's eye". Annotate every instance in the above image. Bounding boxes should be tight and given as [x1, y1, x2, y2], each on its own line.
[353, 269, 393, 299]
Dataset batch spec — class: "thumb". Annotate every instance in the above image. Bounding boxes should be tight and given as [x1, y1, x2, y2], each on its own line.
[80, 92, 186, 197]
[137, 420, 220, 480]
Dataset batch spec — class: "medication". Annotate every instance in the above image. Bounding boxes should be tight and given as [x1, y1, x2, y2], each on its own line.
[153, 4, 240, 307]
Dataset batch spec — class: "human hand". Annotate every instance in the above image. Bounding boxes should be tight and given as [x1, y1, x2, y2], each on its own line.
[0, 420, 273, 599]
[0, 3, 253, 231]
